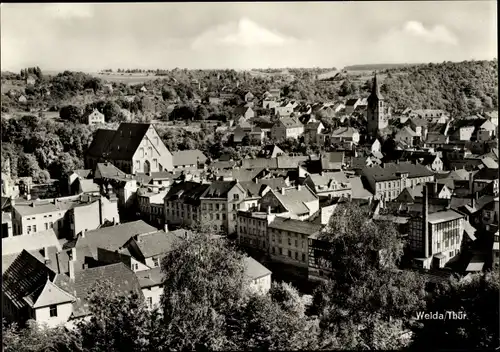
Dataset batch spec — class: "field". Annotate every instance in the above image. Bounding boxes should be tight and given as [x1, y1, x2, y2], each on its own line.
[91, 73, 159, 85]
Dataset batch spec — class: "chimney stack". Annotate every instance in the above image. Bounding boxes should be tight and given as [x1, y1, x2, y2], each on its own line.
[297, 185, 302, 191]
[71, 247, 77, 262]
[281, 188, 286, 195]
[164, 224, 169, 233]
[423, 185, 429, 259]
[469, 172, 475, 208]
[69, 260, 75, 280]
[81, 229, 86, 238]
[267, 207, 271, 215]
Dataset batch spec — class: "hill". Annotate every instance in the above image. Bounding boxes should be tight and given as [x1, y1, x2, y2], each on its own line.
[343, 63, 420, 71]
[378, 60, 498, 117]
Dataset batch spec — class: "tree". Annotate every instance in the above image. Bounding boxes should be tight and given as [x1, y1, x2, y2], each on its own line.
[194, 105, 209, 121]
[75, 280, 165, 352]
[103, 101, 123, 122]
[17, 153, 42, 180]
[59, 105, 82, 123]
[160, 233, 246, 350]
[411, 271, 500, 351]
[161, 87, 176, 101]
[338, 79, 353, 97]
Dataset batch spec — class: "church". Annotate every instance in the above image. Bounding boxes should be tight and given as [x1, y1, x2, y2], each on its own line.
[366, 74, 391, 135]
[85, 123, 173, 175]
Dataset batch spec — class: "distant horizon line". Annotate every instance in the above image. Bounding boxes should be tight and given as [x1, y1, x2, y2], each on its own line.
[2, 57, 497, 74]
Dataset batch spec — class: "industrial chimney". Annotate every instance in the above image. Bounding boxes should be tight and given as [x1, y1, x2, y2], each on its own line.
[422, 185, 429, 259]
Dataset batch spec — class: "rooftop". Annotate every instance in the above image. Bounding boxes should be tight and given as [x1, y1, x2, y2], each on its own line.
[172, 149, 207, 167]
[134, 230, 181, 258]
[268, 216, 323, 235]
[243, 256, 272, 281]
[361, 162, 434, 182]
[2, 229, 62, 256]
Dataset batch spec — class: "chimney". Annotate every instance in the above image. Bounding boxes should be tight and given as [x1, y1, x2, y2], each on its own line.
[26, 194, 31, 201]
[267, 207, 271, 215]
[164, 224, 169, 233]
[81, 229, 86, 238]
[469, 172, 475, 208]
[422, 185, 429, 259]
[71, 247, 77, 262]
[10, 195, 15, 207]
[42, 246, 49, 260]
[297, 185, 302, 191]
[255, 178, 259, 184]
[69, 260, 75, 280]
[83, 263, 89, 269]
[280, 188, 286, 195]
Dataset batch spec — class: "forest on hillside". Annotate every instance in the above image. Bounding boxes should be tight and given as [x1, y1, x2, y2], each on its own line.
[378, 60, 498, 117]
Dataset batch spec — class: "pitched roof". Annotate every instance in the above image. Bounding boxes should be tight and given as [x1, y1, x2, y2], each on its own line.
[243, 257, 272, 281]
[164, 181, 210, 206]
[269, 216, 323, 235]
[231, 168, 264, 182]
[73, 169, 92, 179]
[427, 209, 465, 224]
[95, 162, 127, 179]
[13, 195, 101, 217]
[172, 149, 207, 167]
[398, 126, 418, 137]
[69, 263, 143, 318]
[349, 176, 374, 199]
[331, 127, 359, 138]
[135, 267, 163, 288]
[277, 116, 302, 128]
[277, 155, 309, 169]
[86, 129, 116, 158]
[308, 171, 350, 188]
[241, 158, 278, 170]
[480, 157, 498, 169]
[362, 162, 434, 182]
[201, 180, 238, 199]
[2, 229, 62, 256]
[79, 179, 100, 193]
[345, 98, 360, 106]
[3, 250, 57, 309]
[70, 220, 157, 254]
[134, 230, 181, 258]
[104, 123, 152, 160]
[25, 279, 76, 309]
[272, 186, 317, 215]
[425, 132, 448, 144]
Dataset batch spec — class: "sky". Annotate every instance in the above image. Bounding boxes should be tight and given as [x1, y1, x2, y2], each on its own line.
[1, 2, 497, 72]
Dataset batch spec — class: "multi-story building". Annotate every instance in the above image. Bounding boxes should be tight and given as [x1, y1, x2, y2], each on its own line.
[84, 109, 105, 126]
[360, 162, 435, 201]
[11, 194, 119, 239]
[271, 117, 304, 140]
[303, 171, 352, 199]
[85, 123, 173, 175]
[164, 181, 209, 229]
[408, 186, 467, 269]
[137, 188, 169, 226]
[171, 150, 207, 170]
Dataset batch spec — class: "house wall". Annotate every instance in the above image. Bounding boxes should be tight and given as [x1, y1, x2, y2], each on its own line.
[13, 208, 66, 237]
[142, 285, 163, 309]
[72, 201, 101, 237]
[165, 200, 200, 227]
[285, 126, 305, 139]
[459, 127, 475, 141]
[249, 274, 271, 294]
[130, 256, 150, 272]
[271, 125, 286, 141]
[201, 199, 228, 233]
[268, 227, 309, 268]
[477, 129, 494, 141]
[373, 176, 434, 201]
[101, 198, 119, 224]
[34, 302, 73, 328]
[131, 126, 173, 174]
[238, 214, 269, 252]
[88, 111, 105, 126]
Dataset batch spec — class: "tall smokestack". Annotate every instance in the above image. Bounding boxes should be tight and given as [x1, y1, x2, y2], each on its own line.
[423, 185, 429, 259]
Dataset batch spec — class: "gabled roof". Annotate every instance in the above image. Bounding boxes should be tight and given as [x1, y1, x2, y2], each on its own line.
[331, 127, 359, 138]
[3, 250, 58, 309]
[164, 181, 210, 206]
[135, 267, 163, 288]
[2, 229, 62, 256]
[231, 168, 264, 182]
[241, 158, 278, 170]
[133, 230, 181, 258]
[72, 169, 92, 179]
[258, 145, 285, 158]
[239, 182, 270, 198]
[277, 116, 302, 128]
[350, 176, 374, 199]
[243, 257, 272, 281]
[345, 98, 360, 106]
[397, 126, 418, 137]
[361, 162, 434, 182]
[307, 171, 350, 188]
[272, 186, 317, 215]
[474, 167, 499, 180]
[277, 155, 309, 169]
[69, 263, 143, 318]
[86, 129, 116, 158]
[25, 279, 76, 309]
[425, 132, 448, 144]
[69, 220, 157, 254]
[172, 149, 207, 167]
[201, 180, 239, 199]
[480, 157, 498, 169]
[105, 123, 152, 160]
[321, 152, 344, 170]
[79, 179, 100, 193]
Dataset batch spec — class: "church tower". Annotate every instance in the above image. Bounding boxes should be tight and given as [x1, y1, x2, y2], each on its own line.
[367, 73, 388, 135]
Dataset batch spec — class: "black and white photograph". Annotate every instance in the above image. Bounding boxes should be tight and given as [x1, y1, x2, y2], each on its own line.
[1, 1, 498, 351]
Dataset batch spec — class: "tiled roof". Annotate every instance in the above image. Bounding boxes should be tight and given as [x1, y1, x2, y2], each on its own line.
[269, 216, 322, 235]
[2, 229, 62, 256]
[345, 98, 360, 106]
[210, 160, 237, 169]
[25, 280, 76, 309]
[164, 181, 210, 206]
[259, 177, 288, 190]
[361, 162, 434, 182]
[398, 126, 418, 137]
[69, 263, 144, 318]
[480, 157, 498, 169]
[243, 257, 272, 281]
[85, 129, 116, 158]
[70, 220, 157, 254]
[201, 181, 238, 199]
[277, 155, 309, 169]
[278, 116, 302, 128]
[349, 176, 373, 199]
[273, 186, 317, 215]
[105, 123, 151, 160]
[232, 168, 263, 182]
[172, 149, 207, 167]
[95, 162, 127, 179]
[134, 230, 181, 258]
[3, 250, 57, 309]
[425, 132, 448, 144]
[241, 158, 278, 170]
[427, 209, 465, 224]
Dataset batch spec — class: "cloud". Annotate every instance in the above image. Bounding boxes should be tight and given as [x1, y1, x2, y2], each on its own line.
[192, 18, 297, 49]
[44, 4, 94, 19]
[398, 20, 459, 45]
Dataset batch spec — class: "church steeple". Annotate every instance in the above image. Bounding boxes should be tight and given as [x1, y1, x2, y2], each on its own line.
[369, 73, 384, 101]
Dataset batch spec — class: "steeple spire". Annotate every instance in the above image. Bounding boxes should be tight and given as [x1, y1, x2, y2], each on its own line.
[370, 73, 384, 101]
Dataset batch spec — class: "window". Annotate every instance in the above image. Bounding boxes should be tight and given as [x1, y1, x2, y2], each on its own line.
[216, 214, 220, 220]
[50, 222, 53, 228]
[216, 204, 220, 210]
[134, 263, 139, 271]
[27, 225, 31, 233]
[279, 248, 282, 255]
[288, 238, 291, 246]
[288, 250, 292, 257]
[233, 214, 236, 220]
[33, 225, 37, 232]
[233, 194, 239, 200]
[49, 305, 58, 317]
[302, 253, 306, 262]
[152, 257, 159, 267]
[295, 252, 299, 260]
[272, 247, 276, 254]
[233, 204, 237, 210]
[45, 223, 49, 230]
[147, 297, 153, 308]
[222, 214, 226, 220]
[154, 137, 159, 146]
[153, 159, 158, 168]
[295, 239, 298, 247]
